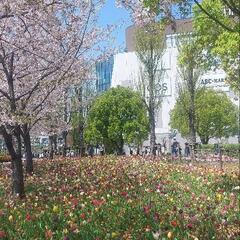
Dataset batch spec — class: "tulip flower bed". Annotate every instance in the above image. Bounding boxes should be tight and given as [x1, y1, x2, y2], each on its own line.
[0, 156, 239, 240]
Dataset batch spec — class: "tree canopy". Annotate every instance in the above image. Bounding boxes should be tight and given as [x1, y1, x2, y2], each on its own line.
[193, 0, 240, 91]
[142, 0, 239, 32]
[170, 88, 238, 144]
[85, 86, 149, 154]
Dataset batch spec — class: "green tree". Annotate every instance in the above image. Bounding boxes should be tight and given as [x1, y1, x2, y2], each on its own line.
[170, 88, 238, 144]
[70, 80, 96, 156]
[135, 23, 166, 156]
[70, 86, 85, 157]
[85, 86, 149, 154]
[143, 0, 239, 32]
[71, 111, 84, 148]
[193, 0, 240, 91]
[196, 88, 238, 144]
[177, 35, 203, 148]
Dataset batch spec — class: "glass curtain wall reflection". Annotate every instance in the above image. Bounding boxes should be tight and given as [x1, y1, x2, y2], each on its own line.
[96, 56, 114, 93]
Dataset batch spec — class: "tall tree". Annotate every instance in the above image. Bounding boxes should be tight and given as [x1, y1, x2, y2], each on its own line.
[71, 79, 96, 156]
[177, 35, 203, 155]
[135, 23, 166, 155]
[0, 0, 112, 197]
[85, 86, 149, 154]
[170, 88, 238, 144]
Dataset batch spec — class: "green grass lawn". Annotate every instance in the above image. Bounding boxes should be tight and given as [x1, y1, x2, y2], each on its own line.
[0, 156, 239, 240]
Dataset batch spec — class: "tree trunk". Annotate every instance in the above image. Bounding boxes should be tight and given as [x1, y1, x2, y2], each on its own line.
[149, 115, 156, 156]
[21, 124, 33, 174]
[53, 134, 57, 153]
[77, 86, 84, 157]
[117, 137, 124, 155]
[23, 131, 33, 174]
[149, 103, 156, 156]
[62, 131, 68, 157]
[79, 127, 84, 157]
[189, 93, 197, 145]
[189, 88, 197, 162]
[49, 135, 54, 160]
[12, 153, 25, 197]
[1, 126, 25, 197]
[148, 60, 156, 156]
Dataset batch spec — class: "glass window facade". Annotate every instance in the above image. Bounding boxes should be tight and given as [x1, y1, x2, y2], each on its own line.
[95, 56, 114, 93]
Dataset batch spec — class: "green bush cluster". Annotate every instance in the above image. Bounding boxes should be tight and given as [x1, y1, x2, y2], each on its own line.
[199, 144, 240, 158]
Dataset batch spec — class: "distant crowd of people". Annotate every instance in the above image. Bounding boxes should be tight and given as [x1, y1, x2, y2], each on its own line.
[171, 137, 191, 158]
[87, 138, 193, 158]
[87, 144, 105, 157]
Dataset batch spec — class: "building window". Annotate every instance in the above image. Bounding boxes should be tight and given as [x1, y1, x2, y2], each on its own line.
[96, 56, 114, 93]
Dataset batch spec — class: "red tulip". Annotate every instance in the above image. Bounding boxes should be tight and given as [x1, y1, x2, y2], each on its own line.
[171, 220, 177, 227]
[0, 231, 6, 238]
[26, 213, 31, 221]
[92, 199, 105, 207]
[143, 205, 151, 215]
[187, 223, 193, 229]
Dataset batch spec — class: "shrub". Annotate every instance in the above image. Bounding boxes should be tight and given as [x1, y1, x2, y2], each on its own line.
[199, 144, 240, 158]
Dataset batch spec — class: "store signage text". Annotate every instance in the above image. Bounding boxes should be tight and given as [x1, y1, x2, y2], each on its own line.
[200, 78, 226, 85]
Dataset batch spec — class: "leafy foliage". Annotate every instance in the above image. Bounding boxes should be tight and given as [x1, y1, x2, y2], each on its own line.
[143, 0, 239, 32]
[71, 111, 84, 148]
[193, 0, 240, 91]
[199, 144, 240, 158]
[170, 88, 238, 143]
[196, 88, 238, 143]
[85, 86, 149, 153]
[135, 23, 166, 155]
[176, 35, 203, 146]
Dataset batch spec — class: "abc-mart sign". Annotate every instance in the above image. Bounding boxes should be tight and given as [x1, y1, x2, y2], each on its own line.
[199, 71, 229, 92]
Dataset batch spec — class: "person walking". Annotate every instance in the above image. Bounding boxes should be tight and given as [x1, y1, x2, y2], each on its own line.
[184, 142, 190, 157]
[171, 138, 179, 158]
[99, 144, 104, 156]
[88, 144, 94, 158]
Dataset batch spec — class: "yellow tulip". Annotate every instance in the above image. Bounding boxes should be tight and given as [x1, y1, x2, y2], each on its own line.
[167, 231, 173, 239]
[216, 193, 222, 201]
[8, 215, 13, 222]
[53, 205, 58, 213]
[111, 232, 119, 238]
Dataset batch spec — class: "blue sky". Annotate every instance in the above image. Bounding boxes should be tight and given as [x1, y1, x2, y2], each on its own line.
[99, 0, 132, 50]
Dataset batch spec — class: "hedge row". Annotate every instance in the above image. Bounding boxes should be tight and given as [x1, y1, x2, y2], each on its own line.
[199, 144, 240, 158]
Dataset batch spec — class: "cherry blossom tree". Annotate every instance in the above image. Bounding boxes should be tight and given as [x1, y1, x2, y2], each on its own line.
[0, 0, 113, 197]
[116, 0, 157, 26]
[32, 90, 70, 160]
